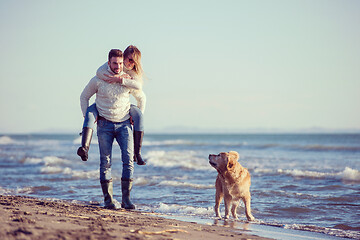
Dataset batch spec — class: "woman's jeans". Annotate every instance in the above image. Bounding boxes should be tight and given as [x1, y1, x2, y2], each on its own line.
[83, 103, 144, 131]
[97, 118, 134, 181]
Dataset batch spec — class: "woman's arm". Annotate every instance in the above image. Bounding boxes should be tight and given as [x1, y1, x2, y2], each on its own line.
[96, 62, 142, 90]
[122, 78, 142, 90]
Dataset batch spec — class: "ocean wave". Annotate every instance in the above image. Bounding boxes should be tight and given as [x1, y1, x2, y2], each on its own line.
[254, 190, 317, 200]
[158, 180, 213, 189]
[145, 150, 212, 171]
[39, 166, 98, 179]
[142, 137, 360, 153]
[73, 136, 98, 145]
[17, 186, 52, 194]
[282, 223, 360, 239]
[0, 186, 13, 195]
[40, 166, 64, 174]
[62, 168, 98, 179]
[143, 139, 194, 147]
[156, 202, 213, 216]
[23, 156, 71, 166]
[248, 143, 360, 152]
[0, 186, 52, 195]
[291, 144, 360, 152]
[143, 139, 251, 148]
[277, 167, 360, 182]
[22, 156, 98, 179]
[0, 136, 18, 145]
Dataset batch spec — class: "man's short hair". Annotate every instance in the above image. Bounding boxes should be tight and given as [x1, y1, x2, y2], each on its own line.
[108, 49, 123, 61]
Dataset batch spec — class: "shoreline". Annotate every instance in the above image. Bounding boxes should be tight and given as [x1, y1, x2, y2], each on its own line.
[0, 195, 271, 240]
[0, 195, 354, 240]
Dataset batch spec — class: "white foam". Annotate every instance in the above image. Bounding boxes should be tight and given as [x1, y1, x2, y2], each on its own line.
[40, 166, 63, 174]
[0, 186, 13, 195]
[143, 139, 192, 147]
[73, 136, 98, 145]
[133, 176, 166, 186]
[63, 168, 98, 179]
[156, 202, 213, 216]
[277, 169, 328, 178]
[283, 223, 360, 239]
[158, 180, 213, 189]
[277, 167, 360, 182]
[24, 156, 71, 166]
[0, 136, 17, 145]
[15, 187, 35, 194]
[340, 167, 360, 182]
[145, 150, 212, 171]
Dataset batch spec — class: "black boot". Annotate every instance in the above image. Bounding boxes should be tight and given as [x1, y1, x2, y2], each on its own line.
[101, 180, 116, 209]
[77, 127, 93, 161]
[121, 178, 135, 209]
[133, 131, 146, 165]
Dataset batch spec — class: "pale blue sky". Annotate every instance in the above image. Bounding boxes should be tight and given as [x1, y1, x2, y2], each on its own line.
[0, 0, 359, 133]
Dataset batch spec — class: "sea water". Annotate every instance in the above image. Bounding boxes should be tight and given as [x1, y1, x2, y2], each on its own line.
[0, 133, 359, 239]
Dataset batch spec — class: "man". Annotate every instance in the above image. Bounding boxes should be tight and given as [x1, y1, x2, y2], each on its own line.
[80, 49, 139, 209]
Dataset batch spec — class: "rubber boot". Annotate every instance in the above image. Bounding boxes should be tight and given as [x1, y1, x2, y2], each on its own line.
[121, 178, 135, 209]
[133, 131, 146, 165]
[77, 127, 93, 161]
[101, 180, 116, 209]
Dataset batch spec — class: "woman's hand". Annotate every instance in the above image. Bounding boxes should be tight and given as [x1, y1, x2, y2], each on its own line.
[102, 74, 122, 84]
[102, 73, 131, 84]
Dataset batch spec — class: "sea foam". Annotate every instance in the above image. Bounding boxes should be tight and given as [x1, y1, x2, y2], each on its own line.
[24, 156, 71, 166]
[0, 136, 17, 145]
[145, 150, 211, 171]
[158, 180, 213, 189]
[156, 203, 213, 216]
[277, 167, 360, 182]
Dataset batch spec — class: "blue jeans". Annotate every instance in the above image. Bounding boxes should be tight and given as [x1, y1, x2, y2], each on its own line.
[83, 103, 144, 131]
[97, 118, 134, 181]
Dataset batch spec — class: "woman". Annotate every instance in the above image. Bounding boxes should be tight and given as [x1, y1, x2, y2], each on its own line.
[77, 45, 146, 165]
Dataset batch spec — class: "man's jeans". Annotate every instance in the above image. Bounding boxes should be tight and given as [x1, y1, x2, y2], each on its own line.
[97, 118, 134, 181]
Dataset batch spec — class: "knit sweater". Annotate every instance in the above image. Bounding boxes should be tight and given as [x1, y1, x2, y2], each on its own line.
[96, 63, 146, 113]
[80, 66, 145, 122]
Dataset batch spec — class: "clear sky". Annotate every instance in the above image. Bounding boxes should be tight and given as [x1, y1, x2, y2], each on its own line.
[0, 0, 359, 133]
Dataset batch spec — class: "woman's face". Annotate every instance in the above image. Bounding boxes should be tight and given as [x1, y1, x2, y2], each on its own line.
[124, 56, 135, 70]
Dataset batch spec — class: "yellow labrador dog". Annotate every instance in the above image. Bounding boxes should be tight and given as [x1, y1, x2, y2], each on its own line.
[209, 151, 255, 221]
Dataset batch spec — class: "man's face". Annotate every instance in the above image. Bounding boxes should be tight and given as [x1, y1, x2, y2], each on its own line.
[108, 56, 123, 74]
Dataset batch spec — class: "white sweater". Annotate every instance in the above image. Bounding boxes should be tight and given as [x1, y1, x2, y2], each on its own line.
[80, 66, 146, 122]
[96, 63, 146, 113]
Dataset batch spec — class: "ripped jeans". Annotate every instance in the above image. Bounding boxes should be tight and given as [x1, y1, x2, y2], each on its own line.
[97, 118, 134, 181]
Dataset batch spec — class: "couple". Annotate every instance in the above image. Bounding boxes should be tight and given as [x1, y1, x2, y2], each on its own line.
[78, 46, 146, 210]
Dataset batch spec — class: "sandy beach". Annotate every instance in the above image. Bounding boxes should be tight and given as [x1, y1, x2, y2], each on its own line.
[0, 195, 271, 240]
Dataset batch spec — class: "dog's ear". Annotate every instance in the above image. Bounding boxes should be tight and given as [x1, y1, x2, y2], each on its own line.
[227, 159, 234, 170]
[228, 151, 239, 162]
[226, 152, 237, 170]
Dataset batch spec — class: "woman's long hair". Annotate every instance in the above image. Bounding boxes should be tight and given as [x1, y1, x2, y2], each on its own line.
[124, 45, 144, 82]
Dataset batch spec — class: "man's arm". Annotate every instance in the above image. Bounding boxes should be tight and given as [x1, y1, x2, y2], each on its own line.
[130, 89, 146, 113]
[80, 77, 98, 116]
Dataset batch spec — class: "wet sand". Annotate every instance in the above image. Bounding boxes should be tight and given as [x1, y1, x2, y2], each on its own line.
[0, 195, 271, 240]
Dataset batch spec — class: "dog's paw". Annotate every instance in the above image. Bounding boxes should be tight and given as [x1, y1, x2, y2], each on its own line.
[247, 215, 255, 221]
